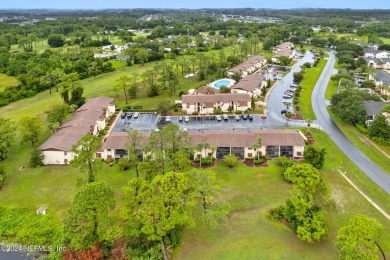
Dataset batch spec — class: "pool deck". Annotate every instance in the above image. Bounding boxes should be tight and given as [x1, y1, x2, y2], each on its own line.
[209, 78, 236, 89]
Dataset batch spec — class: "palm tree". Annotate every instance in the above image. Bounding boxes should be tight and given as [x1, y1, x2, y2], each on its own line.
[210, 146, 216, 163]
[203, 142, 209, 160]
[195, 143, 204, 167]
[257, 137, 263, 161]
[251, 144, 260, 165]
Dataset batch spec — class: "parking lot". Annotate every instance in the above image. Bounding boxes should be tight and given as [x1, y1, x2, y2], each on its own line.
[112, 113, 265, 132]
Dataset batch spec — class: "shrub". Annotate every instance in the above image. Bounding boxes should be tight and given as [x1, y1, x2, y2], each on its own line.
[235, 110, 242, 114]
[223, 154, 238, 168]
[266, 205, 285, 222]
[213, 109, 222, 115]
[117, 158, 131, 171]
[295, 105, 301, 111]
[0, 165, 5, 188]
[30, 148, 44, 168]
[355, 123, 368, 134]
[192, 111, 199, 115]
[255, 157, 266, 164]
[194, 156, 213, 166]
[293, 97, 299, 104]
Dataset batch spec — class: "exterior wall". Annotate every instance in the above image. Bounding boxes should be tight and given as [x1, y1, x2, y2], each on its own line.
[194, 147, 216, 158]
[96, 119, 106, 131]
[183, 101, 250, 114]
[107, 105, 116, 116]
[293, 146, 305, 158]
[244, 146, 265, 158]
[100, 148, 115, 159]
[42, 150, 75, 165]
[376, 52, 390, 58]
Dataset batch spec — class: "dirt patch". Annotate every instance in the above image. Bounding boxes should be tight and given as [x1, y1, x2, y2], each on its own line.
[285, 113, 304, 120]
[257, 173, 264, 178]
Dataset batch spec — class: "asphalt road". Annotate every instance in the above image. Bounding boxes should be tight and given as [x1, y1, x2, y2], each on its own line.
[312, 51, 390, 195]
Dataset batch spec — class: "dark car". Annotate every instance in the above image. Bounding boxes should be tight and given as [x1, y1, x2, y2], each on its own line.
[178, 116, 183, 122]
[126, 113, 133, 119]
[248, 114, 253, 121]
[281, 109, 287, 114]
[241, 114, 248, 120]
[121, 112, 126, 119]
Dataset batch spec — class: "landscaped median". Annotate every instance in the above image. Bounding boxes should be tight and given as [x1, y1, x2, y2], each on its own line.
[298, 59, 327, 121]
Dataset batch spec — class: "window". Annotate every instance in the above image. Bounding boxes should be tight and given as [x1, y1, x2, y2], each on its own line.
[297, 152, 302, 156]
[107, 149, 111, 152]
[64, 152, 67, 156]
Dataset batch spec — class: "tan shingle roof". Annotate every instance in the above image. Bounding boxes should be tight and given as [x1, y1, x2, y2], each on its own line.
[40, 97, 114, 151]
[228, 55, 265, 73]
[189, 129, 305, 147]
[232, 74, 265, 92]
[182, 93, 251, 104]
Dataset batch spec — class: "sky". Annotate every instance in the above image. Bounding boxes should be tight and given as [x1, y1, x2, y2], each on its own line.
[1, 0, 389, 10]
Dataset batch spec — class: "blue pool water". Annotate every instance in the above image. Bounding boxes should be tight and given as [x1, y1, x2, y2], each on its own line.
[213, 80, 231, 89]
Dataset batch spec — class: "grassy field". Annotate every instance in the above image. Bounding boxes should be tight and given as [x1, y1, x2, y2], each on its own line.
[2, 128, 389, 258]
[298, 59, 327, 121]
[173, 129, 390, 259]
[0, 73, 19, 91]
[327, 109, 390, 175]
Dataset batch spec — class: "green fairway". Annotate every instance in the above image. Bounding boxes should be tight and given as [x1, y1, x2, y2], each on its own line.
[0, 73, 19, 91]
[299, 59, 327, 120]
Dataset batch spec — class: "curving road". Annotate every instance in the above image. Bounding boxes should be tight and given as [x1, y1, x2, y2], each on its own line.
[312, 51, 390, 195]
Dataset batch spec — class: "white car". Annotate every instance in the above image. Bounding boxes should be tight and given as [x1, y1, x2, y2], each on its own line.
[235, 115, 241, 121]
[133, 112, 139, 118]
[216, 115, 222, 121]
[184, 116, 190, 122]
[165, 116, 171, 122]
[222, 114, 229, 121]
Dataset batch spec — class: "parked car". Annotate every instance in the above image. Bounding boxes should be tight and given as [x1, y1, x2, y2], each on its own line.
[165, 116, 171, 122]
[283, 95, 293, 99]
[216, 115, 222, 121]
[248, 114, 253, 121]
[235, 115, 241, 121]
[178, 116, 183, 122]
[184, 116, 190, 122]
[281, 109, 287, 114]
[283, 99, 293, 104]
[126, 112, 133, 119]
[133, 112, 139, 118]
[121, 112, 126, 119]
[286, 89, 295, 93]
[242, 114, 248, 120]
[222, 114, 229, 121]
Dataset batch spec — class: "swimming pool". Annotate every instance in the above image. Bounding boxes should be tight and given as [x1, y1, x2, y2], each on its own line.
[212, 79, 235, 89]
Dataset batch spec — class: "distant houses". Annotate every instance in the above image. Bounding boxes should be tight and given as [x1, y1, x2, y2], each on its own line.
[227, 55, 267, 78]
[363, 100, 390, 126]
[369, 70, 390, 97]
[39, 97, 115, 165]
[272, 42, 296, 63]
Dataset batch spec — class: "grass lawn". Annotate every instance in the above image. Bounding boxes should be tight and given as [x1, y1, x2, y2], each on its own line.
[327, 108, 390, 175]
[173, 129, 390, 259]
[0, 73, 19, 91]
[380, 37, 390, 45]
[298, 59, 327, 121]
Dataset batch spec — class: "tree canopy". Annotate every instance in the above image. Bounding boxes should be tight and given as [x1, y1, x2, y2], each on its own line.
[336, 215, 383, 260]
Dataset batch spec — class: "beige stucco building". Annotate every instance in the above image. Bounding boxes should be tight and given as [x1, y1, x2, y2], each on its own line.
[40, 97, 115, 165]
[181, 93, 252, 114]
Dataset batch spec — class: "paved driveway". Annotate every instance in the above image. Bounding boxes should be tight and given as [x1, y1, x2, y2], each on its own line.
[265, 51, 314, 127]
[112, 113, 266, 132]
